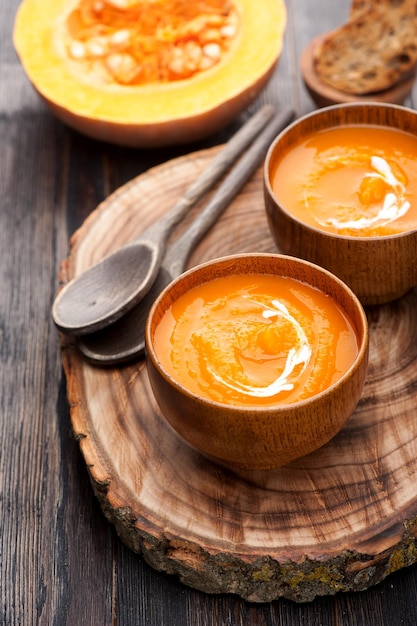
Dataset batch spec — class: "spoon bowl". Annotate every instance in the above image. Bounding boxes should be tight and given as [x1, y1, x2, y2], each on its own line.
[54, 242, 161, 333]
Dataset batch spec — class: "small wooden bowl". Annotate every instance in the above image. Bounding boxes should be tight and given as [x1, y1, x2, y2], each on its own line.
[264, 102, 417, 305]
[300, 34, 416, 107]
[145, 253, 369, 471]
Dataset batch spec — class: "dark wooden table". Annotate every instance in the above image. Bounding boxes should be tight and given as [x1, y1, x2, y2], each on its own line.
[3, 0, 417, 624]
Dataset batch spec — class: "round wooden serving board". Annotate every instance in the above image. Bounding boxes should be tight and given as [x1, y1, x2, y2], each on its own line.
[59, 147, 417, 603]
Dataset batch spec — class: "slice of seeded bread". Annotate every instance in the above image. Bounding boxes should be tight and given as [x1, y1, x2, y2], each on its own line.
[314, 0, 417, 95]
[349, 0, 370, 16]
[350, 0, 416, 16]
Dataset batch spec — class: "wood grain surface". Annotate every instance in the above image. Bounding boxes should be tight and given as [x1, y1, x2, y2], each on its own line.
[59, 147, 417, 603]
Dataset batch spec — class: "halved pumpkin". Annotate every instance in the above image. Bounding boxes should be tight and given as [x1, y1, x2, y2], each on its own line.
[13, 0, 287, 147]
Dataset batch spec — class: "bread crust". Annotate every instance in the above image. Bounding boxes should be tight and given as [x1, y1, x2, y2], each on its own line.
[314, 0, 417, 95]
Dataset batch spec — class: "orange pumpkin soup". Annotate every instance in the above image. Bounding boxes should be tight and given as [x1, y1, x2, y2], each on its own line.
[152, 273, 359, 407]
[270, 125, 417, 237]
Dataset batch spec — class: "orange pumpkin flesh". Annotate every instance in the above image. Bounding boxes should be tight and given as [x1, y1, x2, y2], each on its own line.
[13, 0, 287, 147]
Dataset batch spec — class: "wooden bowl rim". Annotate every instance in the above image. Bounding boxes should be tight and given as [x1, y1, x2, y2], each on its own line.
[146, 252, 369, 413]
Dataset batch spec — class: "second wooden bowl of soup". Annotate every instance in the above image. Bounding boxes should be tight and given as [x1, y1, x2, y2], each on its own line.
[264, 103, 417, 305]
[145, 253, 368, 470]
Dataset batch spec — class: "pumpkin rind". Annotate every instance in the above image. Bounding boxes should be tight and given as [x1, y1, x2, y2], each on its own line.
[13, 0, 287, 147]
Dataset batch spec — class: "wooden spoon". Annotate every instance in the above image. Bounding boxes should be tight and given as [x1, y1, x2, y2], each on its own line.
[52, 105, 276, 336]
[77, 108, 295, 365]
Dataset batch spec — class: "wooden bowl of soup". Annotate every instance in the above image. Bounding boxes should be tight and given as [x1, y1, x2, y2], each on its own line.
[145, 253, 369, 470]
[264, 103, 417, 305]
